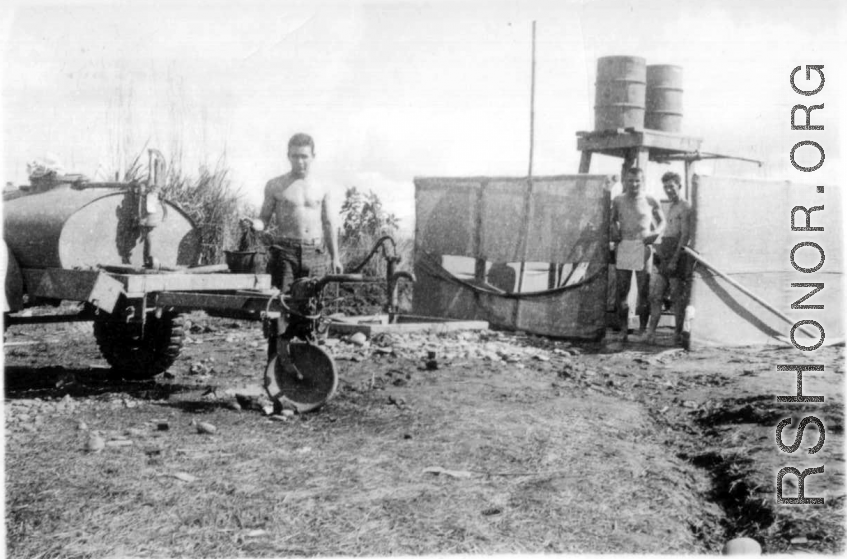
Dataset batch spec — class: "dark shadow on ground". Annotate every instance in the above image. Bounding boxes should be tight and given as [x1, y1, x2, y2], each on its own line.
[696, 394, 844, 433]
[3, 365, 196, 401]
[155, 399, 244, 414]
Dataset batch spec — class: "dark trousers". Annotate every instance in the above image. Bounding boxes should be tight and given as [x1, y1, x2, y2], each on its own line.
[269, 241, 328, 293]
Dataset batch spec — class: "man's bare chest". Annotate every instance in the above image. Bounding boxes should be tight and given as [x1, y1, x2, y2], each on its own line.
[619, 197, 653, 220]
[275, 181, 323, 209]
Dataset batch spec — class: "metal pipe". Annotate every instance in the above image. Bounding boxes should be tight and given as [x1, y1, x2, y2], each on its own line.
[654, 152, 763, 167]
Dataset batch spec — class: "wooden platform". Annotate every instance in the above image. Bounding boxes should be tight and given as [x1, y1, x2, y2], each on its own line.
[576, 129, 703, 161]
[576, 128, 704, 197]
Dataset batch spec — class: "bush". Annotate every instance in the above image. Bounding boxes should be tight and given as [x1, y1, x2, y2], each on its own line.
[331, 187, 416, 315]
[339, 187, 399, 277]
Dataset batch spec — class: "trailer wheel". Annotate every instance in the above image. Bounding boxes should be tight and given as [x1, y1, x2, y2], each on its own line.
[93, 312, 186, 379]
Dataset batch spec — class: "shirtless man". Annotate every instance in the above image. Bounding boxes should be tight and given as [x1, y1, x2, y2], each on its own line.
[252, 133, 343, 291]
[610, 167, 665, 339]
[643, 172, 693, 344]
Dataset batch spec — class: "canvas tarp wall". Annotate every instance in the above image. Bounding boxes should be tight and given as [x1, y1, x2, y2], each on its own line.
[689, 175, 843, 349]
[413, 175, 610, 339]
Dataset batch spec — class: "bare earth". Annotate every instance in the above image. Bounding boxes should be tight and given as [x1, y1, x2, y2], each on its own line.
[4, 313, 844, 557]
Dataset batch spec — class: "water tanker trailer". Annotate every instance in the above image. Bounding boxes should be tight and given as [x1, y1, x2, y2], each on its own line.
[3, 150, 413, 412]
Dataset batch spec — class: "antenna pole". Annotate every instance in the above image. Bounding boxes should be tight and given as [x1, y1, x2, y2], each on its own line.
[516, 21, 537, 296]
[528, 20, 536, 178]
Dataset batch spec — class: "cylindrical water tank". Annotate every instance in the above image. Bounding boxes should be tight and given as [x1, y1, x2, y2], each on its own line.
[594, 56, 646, 131]
[645, 65, 683, 132]
[3, 184, 200, 270]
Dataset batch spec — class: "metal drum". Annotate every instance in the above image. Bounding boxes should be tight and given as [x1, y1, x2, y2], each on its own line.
[645, 65, 683, 132]
[594, 56, 646, 131]
[3, 184, 200, 270]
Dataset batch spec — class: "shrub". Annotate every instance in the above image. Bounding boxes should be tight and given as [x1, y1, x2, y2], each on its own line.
[332, 187, 416, 315]
[339, 187, 400, 277]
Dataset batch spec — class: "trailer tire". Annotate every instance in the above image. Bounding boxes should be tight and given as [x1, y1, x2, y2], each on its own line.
[94, 312, 186, 380]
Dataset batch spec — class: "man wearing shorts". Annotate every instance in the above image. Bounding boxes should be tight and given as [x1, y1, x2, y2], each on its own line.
[252, 133, 343, 291]
[610, 167, 665, 339]
[643, 171, 693, 345]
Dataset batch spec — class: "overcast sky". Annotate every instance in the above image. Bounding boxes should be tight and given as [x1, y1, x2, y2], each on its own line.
[2, 0, 845, 232]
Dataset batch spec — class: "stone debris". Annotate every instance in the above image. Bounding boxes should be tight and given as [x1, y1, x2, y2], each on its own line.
[170, 472, 197, 483]
[320, 330, 573, 367]
[86, 432, 105, 453]
[721, 537, 762, 555]
[194, 421, 217, 435]
[189, 362, 213, 376]
[348, 332, 368, 346]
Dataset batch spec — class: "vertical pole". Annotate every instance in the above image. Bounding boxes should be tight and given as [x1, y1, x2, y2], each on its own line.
[635, 146, 650, 170]
[684, 159, 695, 202]
[474, 181, 487, 284]
[516, 21, 537, 296]
[527, 20, 536, 178]
[578, 151, 592, 173]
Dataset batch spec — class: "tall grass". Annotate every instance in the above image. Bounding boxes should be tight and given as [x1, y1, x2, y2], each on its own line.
[125, 151, 246, 265]
[160, 159, 244, 265]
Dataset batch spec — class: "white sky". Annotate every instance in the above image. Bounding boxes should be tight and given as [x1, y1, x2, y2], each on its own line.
[2, 0, 845, 233]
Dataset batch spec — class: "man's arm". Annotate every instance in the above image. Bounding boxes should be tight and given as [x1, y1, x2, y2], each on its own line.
[671, 202, 693, 263]
[609, 197, 622, 243]
[255, 181, 276, 231]
[644, 197, 666, 245]
[322, 189, 343, 273]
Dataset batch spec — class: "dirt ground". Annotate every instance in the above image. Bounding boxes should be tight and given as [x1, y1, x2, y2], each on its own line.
[4, 311, 845, 557]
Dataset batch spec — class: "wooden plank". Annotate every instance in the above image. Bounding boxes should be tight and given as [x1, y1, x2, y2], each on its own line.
[329, 318, 489, 336]
[330, 314, 389, 325]
[119, 272, 272, 295]
[577, 130, 702, 154]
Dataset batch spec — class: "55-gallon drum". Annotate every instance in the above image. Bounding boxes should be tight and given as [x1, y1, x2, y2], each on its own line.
[3, 184, 200, 269]
[645, 64, 683, 132]
[594, 56, 646, 131]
